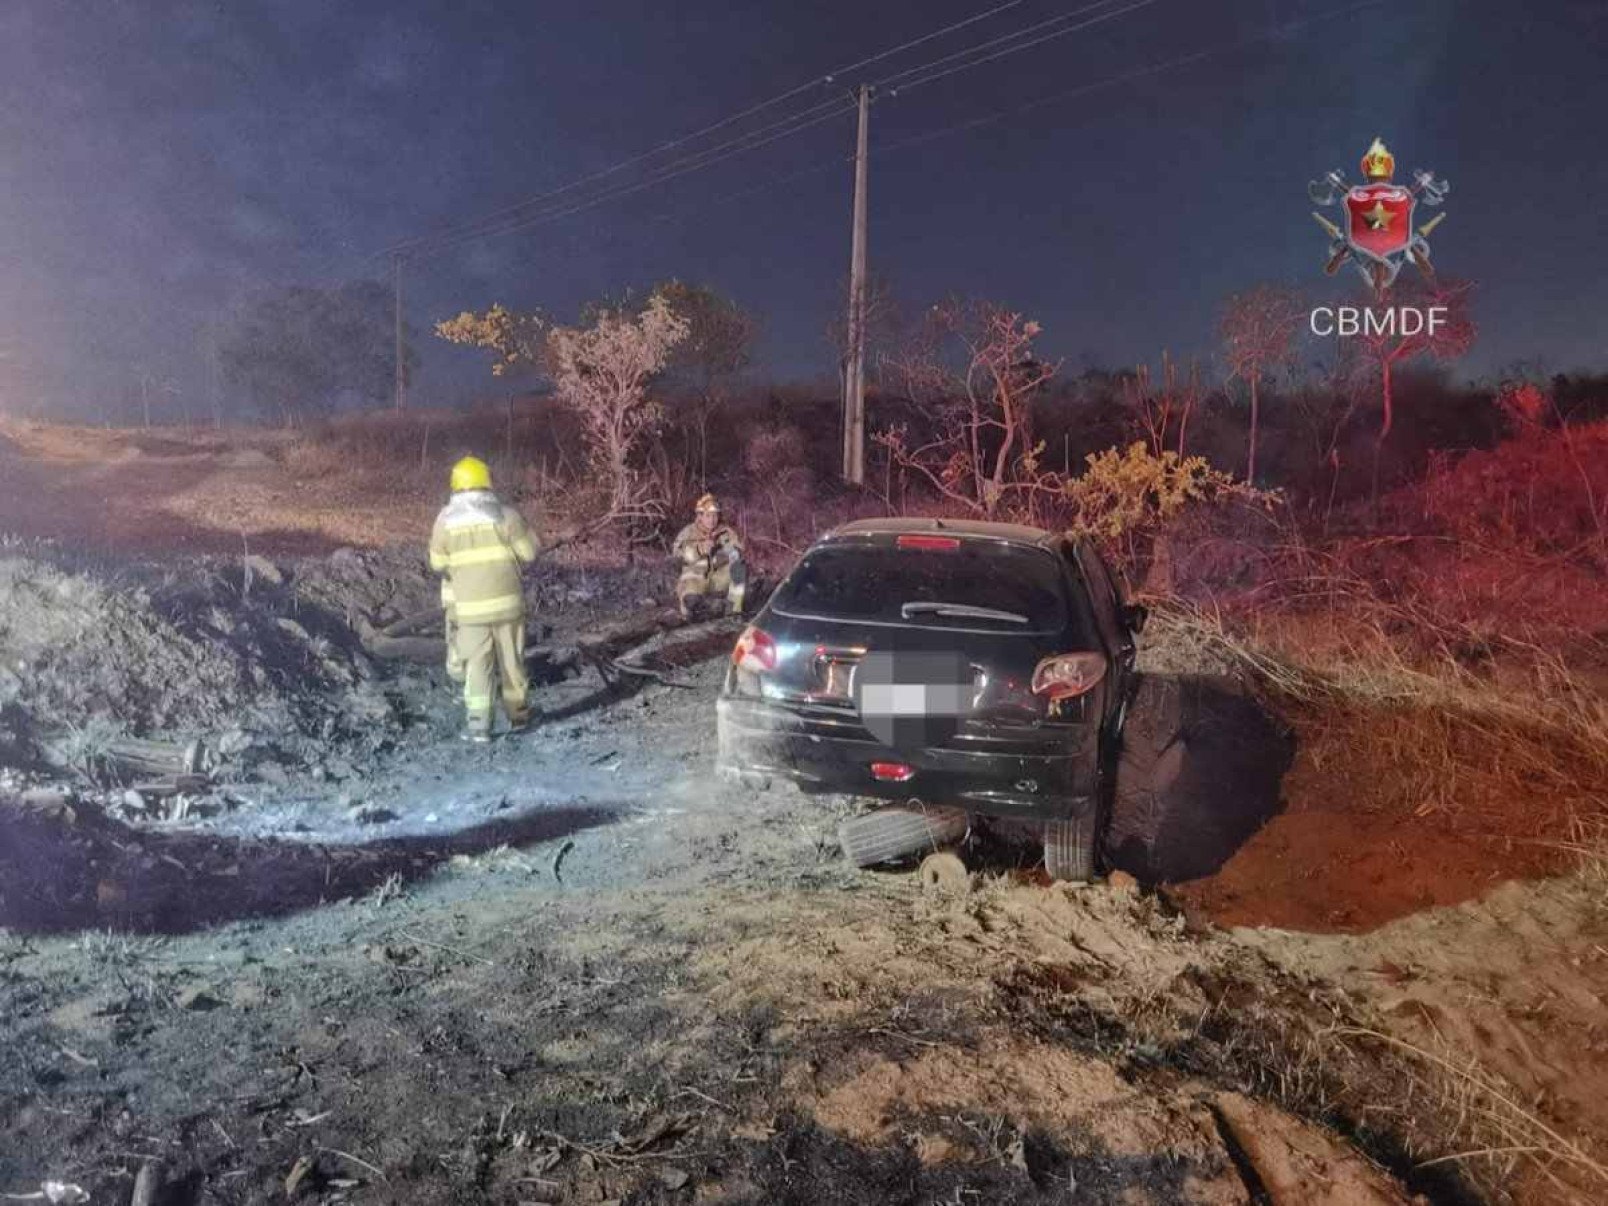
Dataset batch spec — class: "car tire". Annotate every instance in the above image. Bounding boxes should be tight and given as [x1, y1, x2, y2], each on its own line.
[838, 805, 968, 869]
[1105, 674, 1188, 881]
[1043, 816, 1093, 882]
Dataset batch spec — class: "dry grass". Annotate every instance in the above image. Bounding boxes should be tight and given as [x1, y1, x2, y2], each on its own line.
[1149, 604, 1608, 836]
[1331, 1026, 1608, 1204]
[1550, 816, 1608, 896]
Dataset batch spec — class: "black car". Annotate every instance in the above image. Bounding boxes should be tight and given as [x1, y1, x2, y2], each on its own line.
[716, 517, 1146, 880]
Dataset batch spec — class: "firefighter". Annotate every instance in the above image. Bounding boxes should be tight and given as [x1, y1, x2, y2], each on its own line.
[428, 457, 537, 742]
[671, 493, 746, 620]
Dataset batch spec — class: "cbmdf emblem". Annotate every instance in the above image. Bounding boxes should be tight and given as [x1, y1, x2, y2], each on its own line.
[1309, 138, 1448, 296]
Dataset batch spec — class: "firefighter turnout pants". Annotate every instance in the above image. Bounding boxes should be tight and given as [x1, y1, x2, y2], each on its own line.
[677, 558, 746, 617]
[442, 582, 466, 684]
[454, 619, 530, 737]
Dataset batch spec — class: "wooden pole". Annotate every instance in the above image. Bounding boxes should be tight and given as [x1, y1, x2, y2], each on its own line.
[842, 84, 870, 485]
[393, 254, 406, 412]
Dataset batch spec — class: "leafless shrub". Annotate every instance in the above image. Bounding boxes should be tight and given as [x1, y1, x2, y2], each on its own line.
[1120, 350, 1205, 460]
[876, 300, 1057, 521]
[1352, 277, 1477, 501]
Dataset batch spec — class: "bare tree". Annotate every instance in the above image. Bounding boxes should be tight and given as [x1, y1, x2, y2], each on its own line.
[1120, 351, 1204, 459]
[1354, 278, 1476, 501]
[545, 292, 689, 514]
[1220, 286, 1303, 483]
[876, 300, 1058, 520]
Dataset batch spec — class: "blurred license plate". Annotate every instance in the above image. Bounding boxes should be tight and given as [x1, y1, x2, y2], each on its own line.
[815, 657, 856, 701]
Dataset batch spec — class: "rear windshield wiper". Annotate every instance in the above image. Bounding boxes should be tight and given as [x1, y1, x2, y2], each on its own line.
[899, 601, 1029, 624]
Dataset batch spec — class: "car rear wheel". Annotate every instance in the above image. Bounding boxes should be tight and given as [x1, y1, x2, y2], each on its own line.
[838, 805, 968, 868]
[1043, 815, 1093, 882]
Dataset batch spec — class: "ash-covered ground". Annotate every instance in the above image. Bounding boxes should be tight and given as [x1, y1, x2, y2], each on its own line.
[2, 543, 1606, 1205]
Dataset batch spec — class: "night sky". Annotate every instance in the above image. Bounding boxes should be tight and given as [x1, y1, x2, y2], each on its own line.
[2, 0, 1605, 420]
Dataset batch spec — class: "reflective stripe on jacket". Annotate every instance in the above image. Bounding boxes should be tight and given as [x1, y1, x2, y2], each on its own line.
[428, 490, 537, 626]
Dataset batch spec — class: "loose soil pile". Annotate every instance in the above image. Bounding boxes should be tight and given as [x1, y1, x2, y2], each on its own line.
[0, 550, 406, 796]
[0, 539, 669, 811]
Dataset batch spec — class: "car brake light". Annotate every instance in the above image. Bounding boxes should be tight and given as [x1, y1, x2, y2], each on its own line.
[896, 534, 961, 551]
[732, 626, 778, 674]
[1030, 652, 1107, 702]
[870, 761, 914, 782]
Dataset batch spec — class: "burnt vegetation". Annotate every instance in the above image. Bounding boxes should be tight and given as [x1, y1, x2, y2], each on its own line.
[3, 277, 1608, 1206]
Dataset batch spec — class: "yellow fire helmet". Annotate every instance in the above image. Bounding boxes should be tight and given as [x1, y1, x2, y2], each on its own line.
[695, 492, 719, 514]
[450, 456, 492, 493]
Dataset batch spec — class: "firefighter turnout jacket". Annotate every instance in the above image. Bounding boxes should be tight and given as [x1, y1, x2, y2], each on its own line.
[672, 521, 742, 574]
[428, 490, 538, 625]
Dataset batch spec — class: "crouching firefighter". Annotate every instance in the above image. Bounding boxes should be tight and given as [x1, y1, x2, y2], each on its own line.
[429, 457, 537, 742]
[671, 493, 746, 620]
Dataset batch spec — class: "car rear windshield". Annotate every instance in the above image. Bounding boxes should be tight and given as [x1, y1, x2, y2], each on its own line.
[771, 539, 1071, 631]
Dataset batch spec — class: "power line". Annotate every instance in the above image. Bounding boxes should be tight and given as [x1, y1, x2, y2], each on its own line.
[824, 0, 1029, 79]
[403, 0, 1392, 274]
[873, 0, 1390, 156]
[404, 97, 859, 263]
[390, 0, 1172, 262]
[877, 43, 1228, 157]
[877, 0, 1164, 96]
[615, 0, 1392, 249]
[379, 0, 1029, 260]
[405, 92, 857, 257]
[870, 0, 1143, 91]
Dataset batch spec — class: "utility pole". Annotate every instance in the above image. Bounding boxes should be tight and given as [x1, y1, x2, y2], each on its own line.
[842, 83, 870, 485]
[208, 327, 222, 429]
[393, 253, 406, 412]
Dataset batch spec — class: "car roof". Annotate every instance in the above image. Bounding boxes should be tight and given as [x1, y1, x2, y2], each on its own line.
[822, 516, 1061, 548]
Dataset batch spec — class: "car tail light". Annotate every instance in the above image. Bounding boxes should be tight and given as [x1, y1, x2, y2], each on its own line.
[1030, 652, 1107, 702]
[896, 534, 961, 551]
[870, 761, 915, 782]
[732, 626, 778, 674]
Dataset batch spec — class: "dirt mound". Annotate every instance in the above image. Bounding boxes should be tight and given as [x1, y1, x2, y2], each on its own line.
[695, 873, 1608, 1202]
[0, 550, 399, 780]
[1235, 877, 1608, 1172]
[809, 1038, 1246, 1200]
[694, 881, 1463, 1198]
[1, 557, 257, 732]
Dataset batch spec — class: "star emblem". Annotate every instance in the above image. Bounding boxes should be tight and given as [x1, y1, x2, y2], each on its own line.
[1363, 200, 1395, 231]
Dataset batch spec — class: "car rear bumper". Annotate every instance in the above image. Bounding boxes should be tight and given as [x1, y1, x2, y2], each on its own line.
[716, 694, 1099, 820]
